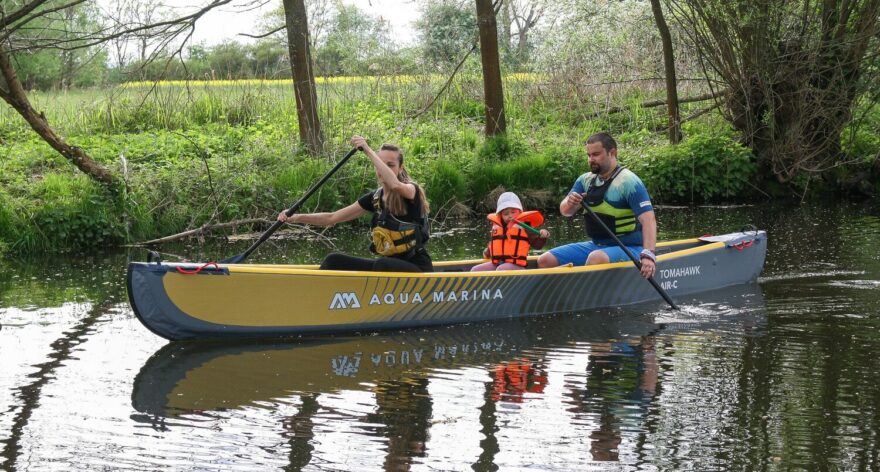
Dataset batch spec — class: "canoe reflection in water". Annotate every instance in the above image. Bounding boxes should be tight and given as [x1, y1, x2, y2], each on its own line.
[131, 284, 766, 467]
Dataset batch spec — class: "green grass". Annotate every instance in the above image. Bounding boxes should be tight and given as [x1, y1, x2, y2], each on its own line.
[2, 75, 872, 254]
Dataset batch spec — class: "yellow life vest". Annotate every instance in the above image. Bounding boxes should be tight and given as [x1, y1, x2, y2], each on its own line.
[583, 166, 637, 239]
[370, 188, 428, 257]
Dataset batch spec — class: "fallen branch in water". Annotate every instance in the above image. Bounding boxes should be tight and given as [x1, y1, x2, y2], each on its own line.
[131, 218, 270, 245]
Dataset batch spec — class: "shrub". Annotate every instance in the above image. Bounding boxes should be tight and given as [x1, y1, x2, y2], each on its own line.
[468, 154, 554, 204]
[630, 133, 756, 203]
[542, 144, 587, 196]
[29, 173, 125, 251]
[477, 135, 524, 162]
[270, 159, 344, 211]
[424, 159, 468, 209]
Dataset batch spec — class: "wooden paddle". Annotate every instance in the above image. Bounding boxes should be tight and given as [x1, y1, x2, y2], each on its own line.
[579, 200, 679, 310]
[222, 147, 360, 264]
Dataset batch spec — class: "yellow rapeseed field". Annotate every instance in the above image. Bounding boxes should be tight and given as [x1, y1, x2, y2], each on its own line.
[121, 73, 541, 89]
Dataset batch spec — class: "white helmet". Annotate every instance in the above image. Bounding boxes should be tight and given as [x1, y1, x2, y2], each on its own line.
[495, 192, 523, 213]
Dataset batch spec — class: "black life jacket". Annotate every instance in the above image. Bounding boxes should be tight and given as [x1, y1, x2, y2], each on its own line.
[369, 186, 430, 257]
[583, 166, 638, 239]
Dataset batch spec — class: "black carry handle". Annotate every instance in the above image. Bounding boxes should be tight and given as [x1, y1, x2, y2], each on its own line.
[579, 200, 679, 310]
[222, 147, 360, 264]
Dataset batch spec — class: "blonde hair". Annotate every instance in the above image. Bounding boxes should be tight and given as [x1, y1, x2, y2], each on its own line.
[380, 143, 430, 217]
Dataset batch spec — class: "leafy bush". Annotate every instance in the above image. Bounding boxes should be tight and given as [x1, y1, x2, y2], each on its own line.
[270, 159, 344, 211]
[439, 99, 483, 120]
[0, 189, 16, 255]
[424, 159, 468, 209]
[468, 154, 554, 202]
[630, 133, 756, 203]
[477, 135, 525, 162]
[542, 144, 587, 195]
[842, 126, 880, 163]
[29, 173, 125, 251]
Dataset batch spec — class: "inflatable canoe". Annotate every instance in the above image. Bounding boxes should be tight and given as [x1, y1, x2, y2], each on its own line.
[127, 230, 766, 341]
[131, 283, 767, 418]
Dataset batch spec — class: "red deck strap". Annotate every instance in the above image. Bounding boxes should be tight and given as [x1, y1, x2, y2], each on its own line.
[176, 262, 220, 275]
[731, 240, 754, 251]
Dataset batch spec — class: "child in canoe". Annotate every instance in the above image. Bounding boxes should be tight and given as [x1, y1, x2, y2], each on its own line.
[471, 192, 550, 271]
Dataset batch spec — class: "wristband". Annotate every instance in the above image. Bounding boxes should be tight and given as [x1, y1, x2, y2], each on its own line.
[639, 249, 656, 262]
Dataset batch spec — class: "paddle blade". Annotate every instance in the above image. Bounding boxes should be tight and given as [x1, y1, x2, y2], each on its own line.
[220, 253, 246, 264]
[516, 210, 544, 228]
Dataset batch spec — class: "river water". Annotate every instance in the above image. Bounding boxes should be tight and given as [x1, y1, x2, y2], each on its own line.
[1, 203, 879, 471]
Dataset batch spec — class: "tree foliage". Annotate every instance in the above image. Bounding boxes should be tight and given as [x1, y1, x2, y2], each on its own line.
[314, 3, 393, 76]
[666, 0, 880, 183]
[7, 1, 109, 89]
[416, 2, 477, 70]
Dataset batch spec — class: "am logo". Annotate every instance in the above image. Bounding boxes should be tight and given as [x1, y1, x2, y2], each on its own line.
[329, 292, 361, 309]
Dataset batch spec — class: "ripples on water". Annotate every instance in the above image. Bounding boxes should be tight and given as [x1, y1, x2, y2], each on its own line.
[2, 203, 880, 470]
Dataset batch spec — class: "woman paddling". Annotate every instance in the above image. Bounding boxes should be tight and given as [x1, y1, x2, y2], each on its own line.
[277, 135, 433, 272]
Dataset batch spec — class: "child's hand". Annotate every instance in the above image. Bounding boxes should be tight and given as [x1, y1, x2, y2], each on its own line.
[539, 229, 549, 238]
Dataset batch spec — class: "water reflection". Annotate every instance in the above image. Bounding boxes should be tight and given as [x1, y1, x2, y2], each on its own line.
[0, 300, 120, 470]
[571, 335, 659, 462]
[131, 285, 765, 470]
[5, 202, 879, 471]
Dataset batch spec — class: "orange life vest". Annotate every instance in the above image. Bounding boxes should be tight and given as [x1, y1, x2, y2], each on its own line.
[491, 360, 548, 402]
[487, 213, 533, 267]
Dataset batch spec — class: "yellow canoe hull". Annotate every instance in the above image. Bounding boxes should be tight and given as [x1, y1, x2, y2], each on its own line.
[127, 231, 766, 340]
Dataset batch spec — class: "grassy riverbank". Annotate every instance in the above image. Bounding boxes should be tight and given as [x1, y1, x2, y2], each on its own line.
[1, 76, 877, 254]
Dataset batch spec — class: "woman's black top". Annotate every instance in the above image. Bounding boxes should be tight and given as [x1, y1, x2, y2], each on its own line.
[356, 185, 433, 272]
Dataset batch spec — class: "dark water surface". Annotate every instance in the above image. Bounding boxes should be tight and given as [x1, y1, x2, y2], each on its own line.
[2, 203, 879, 471]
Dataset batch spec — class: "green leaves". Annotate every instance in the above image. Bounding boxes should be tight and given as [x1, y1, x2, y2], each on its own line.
[631, 131, 757, 203]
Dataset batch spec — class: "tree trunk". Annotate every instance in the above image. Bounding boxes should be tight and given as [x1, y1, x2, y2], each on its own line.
[649, 0, 681, 144]
[282, 0, 325, 156]
[476, 0, 506, 136]
[0, 46, 118, 187]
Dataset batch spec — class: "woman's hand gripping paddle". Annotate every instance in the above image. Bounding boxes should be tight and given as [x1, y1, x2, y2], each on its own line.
[221, 148, 360, 264]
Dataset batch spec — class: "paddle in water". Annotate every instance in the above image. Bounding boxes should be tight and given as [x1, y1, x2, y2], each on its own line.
[222, 147, 360, 264]
[579, 200, 679, 310]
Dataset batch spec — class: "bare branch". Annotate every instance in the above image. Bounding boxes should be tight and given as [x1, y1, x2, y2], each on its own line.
[409, 43, 479, 120]
[240, 24, 285, 39]
[1, 0, 88, 41]
[0, 0, 51, 30]
[134, 218, 271, 245]
[2, 0, 235, 52]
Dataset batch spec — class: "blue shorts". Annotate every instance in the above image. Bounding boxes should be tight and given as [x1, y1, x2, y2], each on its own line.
[548, 241, 642, 266]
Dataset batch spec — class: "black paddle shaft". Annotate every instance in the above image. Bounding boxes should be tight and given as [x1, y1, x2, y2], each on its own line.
[223, 147, 360, 264]
[579, 200, 679, 310]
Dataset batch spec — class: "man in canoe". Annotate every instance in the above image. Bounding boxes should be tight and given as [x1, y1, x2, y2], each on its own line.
[277, 136, 433, 272]
[537, 132, 657, 279]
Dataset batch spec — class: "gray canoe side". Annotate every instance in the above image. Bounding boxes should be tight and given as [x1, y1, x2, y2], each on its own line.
[127, 231, 767, 340]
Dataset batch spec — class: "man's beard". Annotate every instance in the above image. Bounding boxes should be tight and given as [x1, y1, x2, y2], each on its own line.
[590, 162, 600, 173]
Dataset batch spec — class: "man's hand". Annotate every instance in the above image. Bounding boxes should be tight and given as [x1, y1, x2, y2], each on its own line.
[640, 258, 655, 278]
[639, 249, 656, 279]
[565, 192, 584, 207]
[560, 192, 584, 216]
